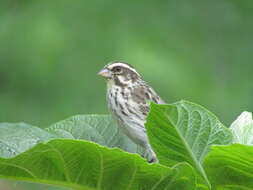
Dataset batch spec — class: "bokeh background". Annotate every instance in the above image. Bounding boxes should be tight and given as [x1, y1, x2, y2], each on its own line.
[0, 0, 252, 189]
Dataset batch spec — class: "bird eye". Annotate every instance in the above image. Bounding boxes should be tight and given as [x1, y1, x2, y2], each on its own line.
[114, 67, 122, 73]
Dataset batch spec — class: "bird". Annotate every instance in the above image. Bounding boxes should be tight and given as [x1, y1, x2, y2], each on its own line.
[98, 61, 165, 163]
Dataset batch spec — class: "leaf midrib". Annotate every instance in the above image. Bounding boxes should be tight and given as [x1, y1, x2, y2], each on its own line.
[165, 111, 211, 189]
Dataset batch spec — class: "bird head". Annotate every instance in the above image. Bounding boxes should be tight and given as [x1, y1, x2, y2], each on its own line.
[98, 61, 140, 87]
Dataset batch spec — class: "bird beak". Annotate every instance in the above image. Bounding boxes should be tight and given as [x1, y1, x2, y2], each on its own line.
[97, 68, 112, 78]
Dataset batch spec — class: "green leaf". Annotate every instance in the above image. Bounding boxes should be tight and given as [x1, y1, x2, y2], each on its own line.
[146, 100, 233, 188]
[0, 115, 141, 159]
[0, 139, 196, 190]
[230, 111, 253, 145]
[46, 115, 141, 153]
[0, 123, 57, 158]
[204, 144, 253, 190]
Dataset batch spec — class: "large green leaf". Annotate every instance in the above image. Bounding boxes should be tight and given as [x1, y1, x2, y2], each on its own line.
[146, 100, 233, 188]
[47, 115, 140, 153]
[230, 111, 253, 145]
[204, 144, 253, 190]
[0, 115, 140, 159]
[0, 123, 57, 158]
[0, 139, 196, 190]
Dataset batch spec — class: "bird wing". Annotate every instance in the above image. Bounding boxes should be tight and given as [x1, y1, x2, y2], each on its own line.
[131, 84, 165, 118]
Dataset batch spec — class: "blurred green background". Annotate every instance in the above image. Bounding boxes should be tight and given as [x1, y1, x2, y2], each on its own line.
[0, 0, 252, 189]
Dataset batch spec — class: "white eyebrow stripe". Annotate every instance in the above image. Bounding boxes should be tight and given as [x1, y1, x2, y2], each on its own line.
[107, 62, 139, 74]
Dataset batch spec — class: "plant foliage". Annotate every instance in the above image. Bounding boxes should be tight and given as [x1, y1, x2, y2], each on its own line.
[0, 100, 252, 190]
